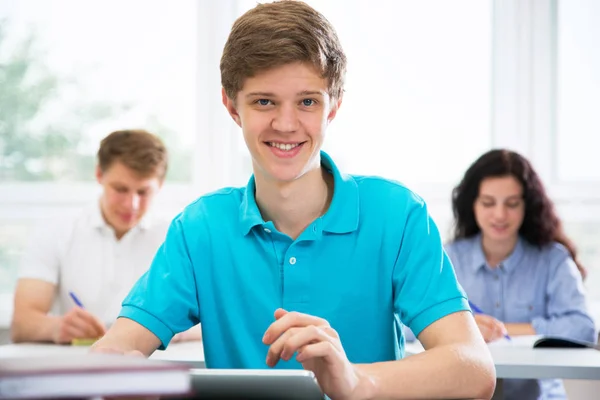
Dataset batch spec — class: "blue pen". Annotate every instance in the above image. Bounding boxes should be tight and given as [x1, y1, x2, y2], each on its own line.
[69, 291, 85, 308]
[468, 300, 511, 341]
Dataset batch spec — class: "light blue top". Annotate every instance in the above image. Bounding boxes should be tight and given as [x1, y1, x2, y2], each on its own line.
[446, 235, 596, 400]
[120, 151, 469, 368]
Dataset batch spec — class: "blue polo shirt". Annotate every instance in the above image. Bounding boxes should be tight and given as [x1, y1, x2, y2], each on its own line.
[120, 151, 468, 368]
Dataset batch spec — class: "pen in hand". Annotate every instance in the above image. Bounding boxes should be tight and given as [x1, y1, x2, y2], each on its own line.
[468, 300, 511, 341]
[69, 291, 85, 309]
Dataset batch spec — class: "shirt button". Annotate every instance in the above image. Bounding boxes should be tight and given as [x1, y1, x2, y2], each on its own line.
[264, 228, 271, 233]
[289, 257, 296, 265]
[495, 302, 500, 308]
[494, 275, 499, 281]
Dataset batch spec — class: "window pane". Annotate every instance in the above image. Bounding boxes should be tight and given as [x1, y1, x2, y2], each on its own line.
[0, 0, 196, 182]
[0, 220, 33, 295]
[556, 0, 600, 182]
[234, 0, 492, 186]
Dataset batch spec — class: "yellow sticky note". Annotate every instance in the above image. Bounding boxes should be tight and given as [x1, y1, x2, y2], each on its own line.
[71, 338, 98, 346]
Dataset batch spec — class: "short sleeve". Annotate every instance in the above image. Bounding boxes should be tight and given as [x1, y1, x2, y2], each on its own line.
[393, 198, 469, 337]
[119, 215, 201, 349]
[18, 219, 62, 284]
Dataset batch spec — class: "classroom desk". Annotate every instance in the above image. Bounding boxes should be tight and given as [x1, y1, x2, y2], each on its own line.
[5, 339, 600, 399]
[0, 340, 206, 368]
[406, 337, 600, 399]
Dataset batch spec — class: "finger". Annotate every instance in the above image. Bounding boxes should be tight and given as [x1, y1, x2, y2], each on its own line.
[263, 311, 329, 345]
[266, 327, 299, 367]
[280, 325, 339, 362]
[486, 323, 504, 341]
[296, 340, 341, 364]
[493, 322, 508, 338]
[72, 308, 106, 336]
[76, 308, 107, 335]
[63, 324, 91, 341]
[475, 315, 497, 332]
[274, 308, 288, 320]
[65, 312, 102, 338]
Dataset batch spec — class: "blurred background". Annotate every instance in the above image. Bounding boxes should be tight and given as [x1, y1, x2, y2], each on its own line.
[0, 0, 599, 329]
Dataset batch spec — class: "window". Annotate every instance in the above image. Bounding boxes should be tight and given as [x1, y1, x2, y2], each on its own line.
[0, 0, 198, 309]
[556, 0, 600, 182]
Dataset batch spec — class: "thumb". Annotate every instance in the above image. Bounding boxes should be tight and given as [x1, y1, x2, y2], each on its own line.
[274, 308, 288, 320]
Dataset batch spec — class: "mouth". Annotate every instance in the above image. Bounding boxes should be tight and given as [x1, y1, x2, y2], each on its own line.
[119, 214, 136, 222]
[265, 141, 306, 151]
[264, 141, 307, 159]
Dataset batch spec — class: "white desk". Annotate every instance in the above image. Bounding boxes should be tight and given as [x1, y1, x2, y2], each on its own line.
[406, 336, 600, 400]
[406, 336, 600, 380]
[0, 340, 206, 368]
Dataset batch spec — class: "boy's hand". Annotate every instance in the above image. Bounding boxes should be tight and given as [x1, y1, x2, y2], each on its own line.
[263, 309, 371, 400]
[53, 307, 106, 344]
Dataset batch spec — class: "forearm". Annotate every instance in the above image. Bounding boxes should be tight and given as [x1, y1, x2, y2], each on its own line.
[505, 323, 536, 336]
[90, 317, 161, 356]
[11, 310, 59, 343]
[356, 343, 496, 399]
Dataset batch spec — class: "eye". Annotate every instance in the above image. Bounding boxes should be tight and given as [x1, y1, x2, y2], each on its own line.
[301, 99, 316, 107]
[479, 199, 494, 208]
[506, 201, 522, 209]
[256, 99, 272, 106]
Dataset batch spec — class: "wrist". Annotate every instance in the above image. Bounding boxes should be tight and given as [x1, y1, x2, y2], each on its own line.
[351, 365, 378, 400]
[48, 315, 63, 343]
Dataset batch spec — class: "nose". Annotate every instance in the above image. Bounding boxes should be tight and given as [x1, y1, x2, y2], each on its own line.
[493, 204, 508, 220]
[271, 103, 299, 133]
[126, 193, 140, 211]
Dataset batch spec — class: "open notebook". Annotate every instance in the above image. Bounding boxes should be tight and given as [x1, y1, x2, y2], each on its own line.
[0, 353, 191, 399]
[488, 335, 600, 349]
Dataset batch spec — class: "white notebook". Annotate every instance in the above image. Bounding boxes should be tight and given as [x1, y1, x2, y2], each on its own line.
[0, 353, 191, 399]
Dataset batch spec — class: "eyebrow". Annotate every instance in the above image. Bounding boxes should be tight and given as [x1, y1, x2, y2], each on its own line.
[480, 194, 522, 200]
[245, 90, 325, 98]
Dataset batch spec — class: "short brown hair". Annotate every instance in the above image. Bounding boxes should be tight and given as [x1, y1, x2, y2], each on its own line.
[97, 130, 168, 179]
[220, 0, 347, 100]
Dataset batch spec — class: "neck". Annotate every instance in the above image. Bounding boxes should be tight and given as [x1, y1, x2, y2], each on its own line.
[255, 167, 333, 240]
[481, 234, 518, 268]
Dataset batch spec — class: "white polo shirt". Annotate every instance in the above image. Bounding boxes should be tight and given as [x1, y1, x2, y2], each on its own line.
[18, 201, 170, 324]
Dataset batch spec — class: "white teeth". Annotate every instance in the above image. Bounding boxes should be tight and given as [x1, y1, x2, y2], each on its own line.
[269, 142, 300, 151]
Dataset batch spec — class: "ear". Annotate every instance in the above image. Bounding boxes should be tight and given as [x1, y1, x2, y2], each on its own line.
[95, 165, 103, 184]
[327, 95, 343, 123]
[222, 87, 242, 127]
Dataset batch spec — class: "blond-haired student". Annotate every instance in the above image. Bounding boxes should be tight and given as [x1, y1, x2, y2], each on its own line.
[12, 130, 200, 344]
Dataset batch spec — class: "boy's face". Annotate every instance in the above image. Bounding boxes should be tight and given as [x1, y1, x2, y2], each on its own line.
[222, 62, 341, 183]
[96, 161, 163, 238]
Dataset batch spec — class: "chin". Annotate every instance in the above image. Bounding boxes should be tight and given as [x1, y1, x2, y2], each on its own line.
[260, 165, 304, 182]
[486, 231, 517, 242]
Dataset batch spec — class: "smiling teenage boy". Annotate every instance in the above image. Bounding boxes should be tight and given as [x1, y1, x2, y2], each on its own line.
[92, 2, 495, 398]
